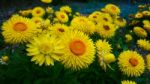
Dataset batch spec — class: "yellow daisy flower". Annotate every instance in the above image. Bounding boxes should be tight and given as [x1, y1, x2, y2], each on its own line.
[55, 11, 69, 23]
[137, 39, 150, 51]
[125, 34, 133, 42]
[26, 34, 64, 66]
[19, 9, 32, 16]
[49, 23, 69, 37]
[105, 4, 120, 15]
[99, 13, 113, 23]
[133, 26, 147, 38]
[1, 56, 9, 63]
[96, 40, 114, 71]
[114, 17, 126, 28]
[146, 54, 150, 71]
[71, 16, 96, 34]
[88, 11, 102, 23]
[60, 5, 72, 13]
[143, 20, 150, 32]
[41, 0, 52, 3]
[142, 11, 150, 16]
[96, 22, 117, 38]
[118, 50, 145, 77]
[32, 7, 45, 17]
[60, 30, 95, 70]
[135, 12, 143, 19]
[2, 15, 37, 44]
[32, 17, 44, 27]
[121, 80, 137, 84]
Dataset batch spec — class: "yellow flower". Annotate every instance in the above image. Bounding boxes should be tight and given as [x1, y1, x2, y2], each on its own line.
[114, 17, 126, 28]
[146, 54, 150, 71]
[2, 15, 37, 44]
[49, 23, 69, 37]
[137, 39, 150, 51]
[96, 40, 113, 71]
[125, 34, 133, 42]
[46, 7, 54, 14]
[121, 80, 137, 84]
[118, 50, 145, 77]
[105, 4, 120, 15]
[1, 56, 9, 63]
[133, 26, 147, 38]
[135, 12, 143, 18]
[32, 7, 45, 17]
[143, 20, 150, 32]
[99, 13, 113, 23]
[142, 11, 150, 16]
[60, 30, 95, 70]
[55, 11, 69, 23]
[41, 0, 52, 3]
[88, 11, 103, 23]
[32, 17, 43, 27]
[60, 5, 72, 13]
[19, 9, 32, 16]
[103, 53, 116, 64]
[71, 16, 96, 34]
[26, 34, 64, 66]
[96, 22, 117, 38]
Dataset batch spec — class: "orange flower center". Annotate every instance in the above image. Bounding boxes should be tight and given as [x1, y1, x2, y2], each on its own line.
[129, 57, 138, 66]
[111, 6, 116, 11]
[36, 10, 41, 14]
[70, 40, 86, 56]
[103, 25, 110, 30]
[13, 22, 27, 31]
[61, 15, 65, 18]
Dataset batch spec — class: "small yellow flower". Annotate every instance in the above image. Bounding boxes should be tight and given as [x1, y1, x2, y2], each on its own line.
[135, 12, 143, 18]
[121, 80, 137, 84]
[114, 17, 126, 28]
[60, 5, 72, 13]
[105, 4, 120, 15]
[41, 0, 52, 3]
[137, 39, 150, 51]
[133, 26, 147, 38]
[19, 9, 32, 16]
[143, 20, 150, 32]
[103, 53, 116, 64]
[142, 11, 150, 16]
[55, 11, 69, 23]
[2, 56, 9, 62]
[125, 34, 132, 42]
[146, 54, 150, 71]
[32, 7, 45, 17]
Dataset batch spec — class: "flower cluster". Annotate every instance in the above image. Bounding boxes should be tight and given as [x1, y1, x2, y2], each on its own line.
[0, 3, 150, 84]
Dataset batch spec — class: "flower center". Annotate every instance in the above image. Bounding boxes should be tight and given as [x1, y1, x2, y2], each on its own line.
[58, 28, 64, 32]
[111, 6, 116, 11]
[70, 40, 86, 56]
[40, 43, 51, 54]
[117, 18, 123, 22]
[103, 25, 110, 30]
[13, 22, 27, 32]
[129, 57, 138, 67]
[36, 10, 41, 14]
[103, 18, 108, 21]
[61, 15, 65, 18]
[93, 15, 97, 18]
